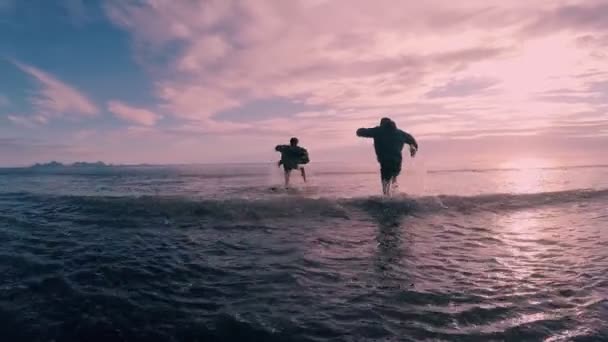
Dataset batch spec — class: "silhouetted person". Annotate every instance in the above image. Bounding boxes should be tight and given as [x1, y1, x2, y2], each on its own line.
[275, 137, 309, 188]
[357, 118, 418, 196]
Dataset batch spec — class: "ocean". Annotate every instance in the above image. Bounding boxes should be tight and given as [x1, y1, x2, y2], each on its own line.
[1, 161, 607, 341]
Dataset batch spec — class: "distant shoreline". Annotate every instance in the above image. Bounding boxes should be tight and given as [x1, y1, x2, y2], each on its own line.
[29, 161, 111, 169]
[0, 161, 607, 174]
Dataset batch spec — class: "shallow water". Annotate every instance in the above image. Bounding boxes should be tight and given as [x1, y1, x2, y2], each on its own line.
[1, 163, 607, 341]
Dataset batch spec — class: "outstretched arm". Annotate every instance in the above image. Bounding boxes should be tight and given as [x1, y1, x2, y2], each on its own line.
[275, 145, 285, 167]
[356, 127, 377, 138]
[401, 131, 418, 157]
[402, 132, 418, 149]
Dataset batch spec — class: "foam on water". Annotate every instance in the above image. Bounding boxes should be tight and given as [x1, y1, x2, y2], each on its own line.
[2, 188, 606, 223]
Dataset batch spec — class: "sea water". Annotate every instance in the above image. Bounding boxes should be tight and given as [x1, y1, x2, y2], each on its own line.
[1, 162, 607, 341]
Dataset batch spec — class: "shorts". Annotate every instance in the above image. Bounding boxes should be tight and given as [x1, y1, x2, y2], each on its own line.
[380, 159, 402, 181]
[282, 160, 300, 171]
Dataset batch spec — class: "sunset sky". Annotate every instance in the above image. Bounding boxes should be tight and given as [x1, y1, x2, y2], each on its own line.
[1, 0, 607, 167]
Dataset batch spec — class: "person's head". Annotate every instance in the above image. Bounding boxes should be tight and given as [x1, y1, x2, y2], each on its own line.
[380, 117, 396, 130]
[290, 137, 299, 146]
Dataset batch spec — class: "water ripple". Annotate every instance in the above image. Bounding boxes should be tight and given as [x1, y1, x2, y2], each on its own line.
[1, 191, 607, 341]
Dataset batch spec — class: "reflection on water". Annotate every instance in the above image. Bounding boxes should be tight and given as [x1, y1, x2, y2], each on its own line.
[500, 158, 555, 194]
[496, 210, 546, 282]
[372, 208, 407, 278]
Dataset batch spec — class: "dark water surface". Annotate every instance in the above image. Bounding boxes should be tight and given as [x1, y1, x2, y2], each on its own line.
[1, 165, 608, 341]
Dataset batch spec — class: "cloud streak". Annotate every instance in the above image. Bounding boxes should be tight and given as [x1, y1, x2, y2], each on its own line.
[426, 77, 499, 98]
[523, 1, 608, 35]
[108, 100, 160, 126]
[7, 114, 48, 128]
[12, 61, 99, 122]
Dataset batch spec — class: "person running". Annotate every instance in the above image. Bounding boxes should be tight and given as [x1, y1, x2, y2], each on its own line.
[356, 117, 418, 196]
[275, 137, 310, 188]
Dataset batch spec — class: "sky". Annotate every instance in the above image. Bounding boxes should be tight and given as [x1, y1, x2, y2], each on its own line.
[1, 0, 607, 167]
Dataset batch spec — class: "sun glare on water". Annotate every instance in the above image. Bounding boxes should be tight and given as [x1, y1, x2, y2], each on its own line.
[500, 158, 557, 170]
[499, 158, 557, 194]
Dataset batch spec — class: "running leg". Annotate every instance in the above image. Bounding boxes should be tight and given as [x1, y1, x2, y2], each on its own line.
[284, 169, 291, 188]
[382, 178, 390, 196]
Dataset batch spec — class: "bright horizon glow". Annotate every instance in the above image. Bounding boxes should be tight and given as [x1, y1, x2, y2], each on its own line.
[500, 158, 557, 170]
[1, 0, 607, 167]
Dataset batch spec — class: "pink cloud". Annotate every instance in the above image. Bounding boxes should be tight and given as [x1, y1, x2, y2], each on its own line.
[106, 0, 608, 145]
[13, 61, 99, 119]
[107, 100, 160, 126]
[169, 120, 253, 135]
[156, 82, 239, 119]
[176, 34, 231, 72]
[107, 1, 515, 119]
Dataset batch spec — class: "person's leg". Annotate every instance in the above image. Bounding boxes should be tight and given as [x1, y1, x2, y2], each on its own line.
[284, 169, 291, 188]
[300, 167, 306, 182]
[390, 161, 402, 195]
[387, 175, 399, 196]
[383, 180, 390, 196]
[381, 160, 401, 196]
[380, 163, 390, 195]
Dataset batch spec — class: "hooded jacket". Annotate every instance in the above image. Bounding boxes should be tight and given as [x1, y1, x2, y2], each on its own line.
[356, 120, 417, 163]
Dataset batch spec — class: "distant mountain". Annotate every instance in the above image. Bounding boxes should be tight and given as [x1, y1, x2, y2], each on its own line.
[29, 161, 110, 169]
[30, 161, 65, 168]
[72, 161, 108, 167]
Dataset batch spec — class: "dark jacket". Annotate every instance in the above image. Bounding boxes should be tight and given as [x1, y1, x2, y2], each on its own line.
[275, 145, 309, 168]
[356, 123, 417, 163]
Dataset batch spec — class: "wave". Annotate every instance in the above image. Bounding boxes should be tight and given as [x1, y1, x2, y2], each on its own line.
[2, 163, 608, 178]
[1, 188, 607, 223]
